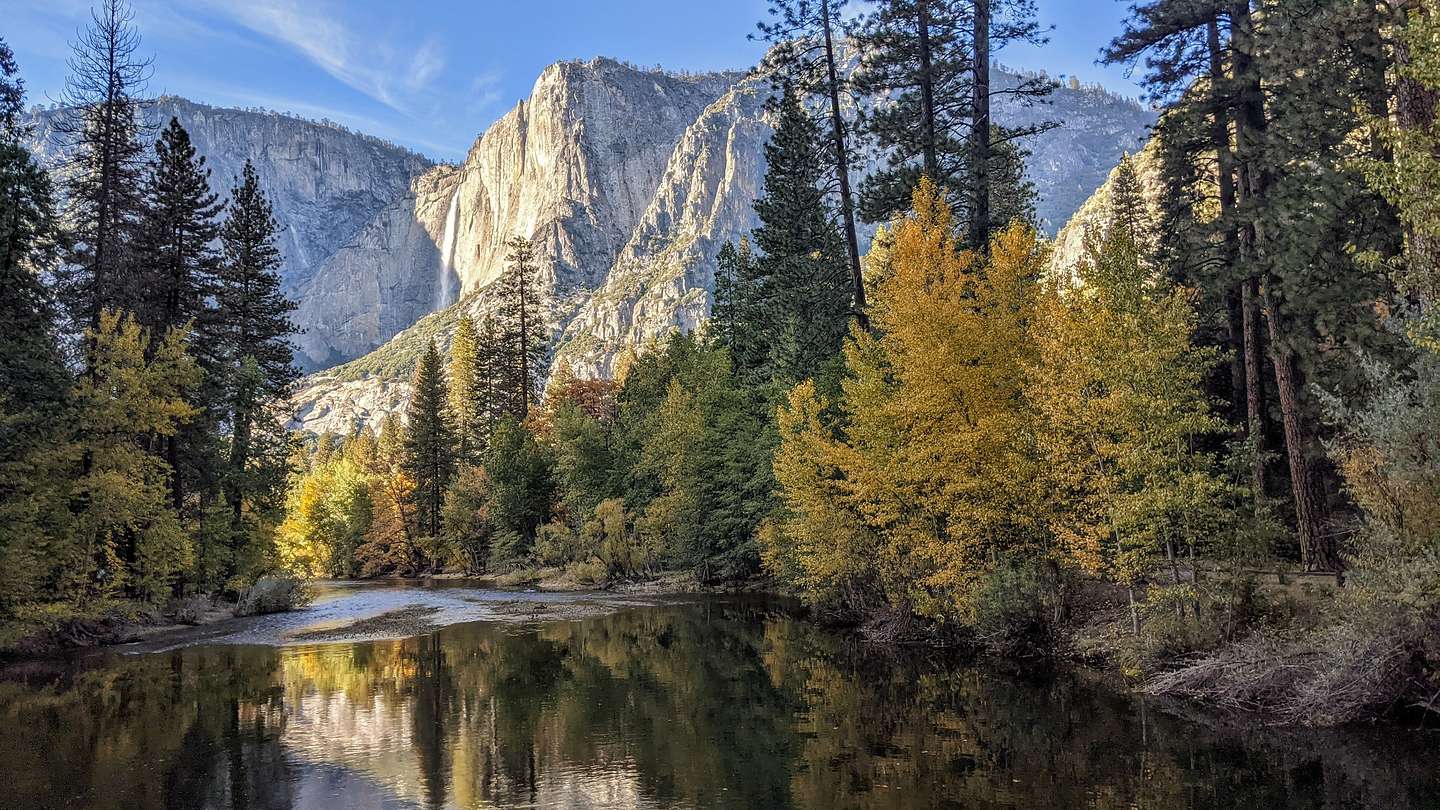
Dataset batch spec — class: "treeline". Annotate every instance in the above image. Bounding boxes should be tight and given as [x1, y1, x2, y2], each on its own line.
[277, 0, 1440, 723]
[275, 95, 846, 584]
[0, 3, 301, 641]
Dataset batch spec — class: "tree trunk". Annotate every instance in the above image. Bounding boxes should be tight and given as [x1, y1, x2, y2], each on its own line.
[916, 0, 940, 180]
[1261, 291, 1340, 571]
[820, 0, 868, 329]
[519, 272, 531, 416]
[1242, 276, 1266, 498]
[1396, 3, 1440, 304]
[1229, 1, 1271, 505]
[168, 435, 183, 513]
[970, 0, 992, 254]
[1209, 18, 1248, 426]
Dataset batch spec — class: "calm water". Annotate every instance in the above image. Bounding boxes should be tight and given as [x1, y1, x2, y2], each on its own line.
[1, 595, 1436, 809]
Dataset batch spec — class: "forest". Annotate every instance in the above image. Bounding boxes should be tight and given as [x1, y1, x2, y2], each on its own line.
[2, 0, 1439, 727]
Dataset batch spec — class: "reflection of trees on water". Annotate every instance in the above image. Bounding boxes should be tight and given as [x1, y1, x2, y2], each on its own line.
[0, 602, 1437, 809]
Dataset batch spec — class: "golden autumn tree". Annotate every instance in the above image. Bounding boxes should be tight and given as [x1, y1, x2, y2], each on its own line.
[768, 178, 1050, 623]
[1027, 175, 1233, 608]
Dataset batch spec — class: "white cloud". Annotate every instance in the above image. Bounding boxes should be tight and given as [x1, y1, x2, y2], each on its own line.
[466, 69, 504, 114]
[191, 0, 447, 112]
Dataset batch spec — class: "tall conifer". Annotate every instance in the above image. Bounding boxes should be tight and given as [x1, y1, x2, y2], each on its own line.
[134, 117, 225, 511]
[405, 342, 456, 540]
[448, 315, 484, 464]
[755, 0, 869, 328]
[495, 237, 547, 418]
[747, 88, 853, 384]
[54, 0, 151, 332]
[216, 161, 299, 552]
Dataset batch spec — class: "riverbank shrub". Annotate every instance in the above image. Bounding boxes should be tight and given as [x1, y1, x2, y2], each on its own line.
[235, 575, 313, 617]
[970, 558, 1072, 658]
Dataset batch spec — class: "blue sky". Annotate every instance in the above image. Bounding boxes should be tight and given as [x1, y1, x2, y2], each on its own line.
[6, 1, 1141, 161]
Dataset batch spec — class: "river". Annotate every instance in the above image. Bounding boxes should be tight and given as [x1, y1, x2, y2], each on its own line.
[0, 582, 1435, 809]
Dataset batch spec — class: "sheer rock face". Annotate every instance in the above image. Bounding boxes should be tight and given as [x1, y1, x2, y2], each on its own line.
[291, 62, 1157, 435]
[1045, 137, 1165, 283]
[27, 95, 434, 307]
[28, 61, 1157, 435]
[292, 59, 740, 369]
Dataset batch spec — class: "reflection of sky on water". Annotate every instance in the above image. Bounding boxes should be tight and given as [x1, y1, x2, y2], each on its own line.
[2, 589, 1438, 810]
[128, 581, 659, 651]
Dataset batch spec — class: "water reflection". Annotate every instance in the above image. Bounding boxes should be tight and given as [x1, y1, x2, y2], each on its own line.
[1, 599, 1436, 809]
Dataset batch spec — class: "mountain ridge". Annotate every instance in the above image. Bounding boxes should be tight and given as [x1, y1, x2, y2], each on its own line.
[25, 56, 1157, 435]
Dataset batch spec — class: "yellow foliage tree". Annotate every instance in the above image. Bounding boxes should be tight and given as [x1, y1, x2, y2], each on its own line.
[69, 311, 200, 603]
[1027, 182, 1233, 592]
[768, 179, 1050, 622]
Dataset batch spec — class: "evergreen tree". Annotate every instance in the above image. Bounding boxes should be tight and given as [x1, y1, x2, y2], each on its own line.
[745, 88, 853, 384]
[134, 117, 226, 511]
[755, 0, 869, 328]
[475, 314, 506, 443]
[484, 418, 554, 563]
[135, 118, 224, 341]
[215, 161, 299, 572]
[0, 40, 69, 469]
[405, 341, 456, 542]
[54, 0, 151, 332]
[0, 39, 24, 136]
[0, 42, 76, 617]
[1107, 0, 1405, 570]
[853, 0, 1052, 246]
[709, 239, 754, 356]
[448, 315, 484, 464]
[494, 236, 547, 418]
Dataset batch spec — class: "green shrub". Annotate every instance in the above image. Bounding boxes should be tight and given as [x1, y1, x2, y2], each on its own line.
[534, 521, 579, 566]
[970, 557, 1071, 658]
[568, 560, 608, 587]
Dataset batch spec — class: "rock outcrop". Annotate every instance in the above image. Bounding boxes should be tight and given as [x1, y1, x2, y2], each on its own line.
[291, 60, 741, 369]
[27, 96, 434, 310]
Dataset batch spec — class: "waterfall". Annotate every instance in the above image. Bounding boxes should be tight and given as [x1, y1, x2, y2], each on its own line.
[436, 189, 460, 310]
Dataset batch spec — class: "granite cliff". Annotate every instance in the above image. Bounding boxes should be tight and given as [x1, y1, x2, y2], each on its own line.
[27, 58, 1157, 434]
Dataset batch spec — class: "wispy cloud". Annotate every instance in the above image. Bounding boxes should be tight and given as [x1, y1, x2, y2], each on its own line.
[466, 70, 504, 115]
[191, 0, 446, 113]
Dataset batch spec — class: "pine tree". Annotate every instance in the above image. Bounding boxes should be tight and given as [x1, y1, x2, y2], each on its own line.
[484, 418, 554, 564]
[1107, 0, 1405, 571]
[0, 42, 77, 617]
[746, 88, 853, 384]
[0, 40, 69, 468]
[709, 239, 753, 355]
[755, 0, 869, 328]
[215, 161, 299, 571]
[494, 236, 547, 418]
[134, 117, 226, 512]
[135, 118, 224, 341]
[475, 315, 506, 443]
[0, 39, 23, 137]
[853, 0, 1052, 246]
[448, 314, 484, 464]
[405, 341, 456, 542]
[54, 0, 151, 333]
